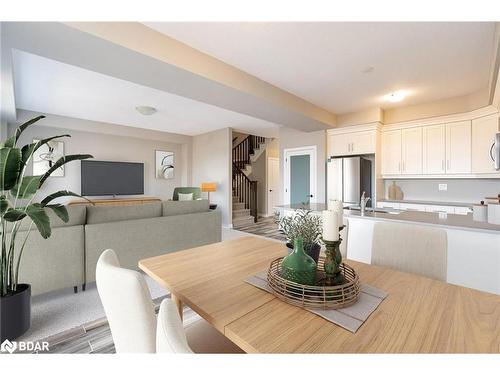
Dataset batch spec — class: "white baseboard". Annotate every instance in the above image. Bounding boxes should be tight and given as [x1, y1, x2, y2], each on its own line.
[223, 224, 234, 229]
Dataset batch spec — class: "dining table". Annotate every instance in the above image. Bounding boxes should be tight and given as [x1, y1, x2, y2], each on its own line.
[138, 236, 500, 353]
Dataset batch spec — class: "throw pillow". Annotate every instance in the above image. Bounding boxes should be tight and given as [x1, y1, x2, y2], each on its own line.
[178, 192, 194, 201]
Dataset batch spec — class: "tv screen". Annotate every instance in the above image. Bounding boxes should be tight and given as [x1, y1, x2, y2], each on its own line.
[81, 160, 144, 196]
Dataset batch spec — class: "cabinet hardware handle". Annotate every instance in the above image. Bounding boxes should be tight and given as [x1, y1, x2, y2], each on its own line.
[447, 160, 450, 170]
[398, 162, 401, 172]
[442, 160, 445, 171]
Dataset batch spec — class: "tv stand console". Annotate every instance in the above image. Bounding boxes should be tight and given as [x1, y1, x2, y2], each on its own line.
[68, 197, 161, 207]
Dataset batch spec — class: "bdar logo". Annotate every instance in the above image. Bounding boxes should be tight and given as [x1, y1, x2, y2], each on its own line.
[1, 339, 17, 353]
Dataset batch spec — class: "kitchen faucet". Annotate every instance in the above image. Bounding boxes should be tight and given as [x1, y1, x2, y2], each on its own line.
[360, 191, 371, 215]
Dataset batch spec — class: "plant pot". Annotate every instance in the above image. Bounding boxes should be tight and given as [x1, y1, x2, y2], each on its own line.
[286, 242, 321, 264]
[0, 284, 31, 341]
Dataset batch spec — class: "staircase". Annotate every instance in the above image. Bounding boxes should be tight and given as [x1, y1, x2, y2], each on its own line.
[232, 135, 269, 226]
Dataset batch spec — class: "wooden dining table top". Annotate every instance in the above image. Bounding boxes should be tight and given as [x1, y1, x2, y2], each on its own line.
[138, 236, 500, 353]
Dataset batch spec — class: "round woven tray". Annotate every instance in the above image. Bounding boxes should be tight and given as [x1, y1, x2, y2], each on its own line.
[267, 256, 360, 309]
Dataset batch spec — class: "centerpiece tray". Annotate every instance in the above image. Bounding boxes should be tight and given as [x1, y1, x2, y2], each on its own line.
[267, 256, 360, 310]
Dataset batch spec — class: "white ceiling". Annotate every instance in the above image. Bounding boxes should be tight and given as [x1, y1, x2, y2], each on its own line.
[12, 50, 280, 137]
[145, 22, 496, 114]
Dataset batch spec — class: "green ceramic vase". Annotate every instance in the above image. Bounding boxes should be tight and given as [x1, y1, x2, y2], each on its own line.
[281, 237, 317, 285]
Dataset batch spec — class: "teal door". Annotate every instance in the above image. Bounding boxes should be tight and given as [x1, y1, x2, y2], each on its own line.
[290, 154, 311, 204]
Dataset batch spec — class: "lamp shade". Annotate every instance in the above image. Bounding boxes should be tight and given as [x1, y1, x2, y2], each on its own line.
[201, 182, 217, 192]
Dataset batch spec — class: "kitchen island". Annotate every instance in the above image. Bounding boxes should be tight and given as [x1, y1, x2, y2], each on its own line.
[277, 204, 500, 295]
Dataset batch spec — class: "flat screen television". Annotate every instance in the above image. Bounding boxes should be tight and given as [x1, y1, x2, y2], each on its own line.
[81, 160, 144, 196]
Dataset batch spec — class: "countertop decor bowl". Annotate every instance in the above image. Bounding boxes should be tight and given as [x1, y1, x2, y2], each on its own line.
[267, 256, 360, 310]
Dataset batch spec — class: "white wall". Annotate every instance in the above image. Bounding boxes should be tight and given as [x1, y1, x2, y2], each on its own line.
[192, 127, 232, 227]
[278, 127, 327, 205]
[383, 179, 500, 204]
[9, 115, 192, 202]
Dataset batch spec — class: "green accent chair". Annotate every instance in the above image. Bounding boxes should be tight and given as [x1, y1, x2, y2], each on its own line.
[172, 187, 202, 201]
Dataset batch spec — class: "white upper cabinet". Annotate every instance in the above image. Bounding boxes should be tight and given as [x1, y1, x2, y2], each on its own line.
[445, 120, 471, 174]
[381, 130, 402, 175]
[328, 133, 351, 156]
[328, 130, 376, 157]
[472, 114, 499, 173]
[401, 127, 422, 174]
[422, 124, 446, 174]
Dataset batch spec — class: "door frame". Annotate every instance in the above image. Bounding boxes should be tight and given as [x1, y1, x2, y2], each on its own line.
[283, 146, 317, 205]
[266, 156, 279, 216]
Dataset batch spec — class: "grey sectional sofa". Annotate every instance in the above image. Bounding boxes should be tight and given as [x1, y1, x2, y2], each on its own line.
[15, 200, 221, 296]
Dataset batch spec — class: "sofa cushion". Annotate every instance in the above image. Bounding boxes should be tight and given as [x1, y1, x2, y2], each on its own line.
[86, 202, 162, 224]
[162, 200, 209, 217]
[13, 205, 87, 231]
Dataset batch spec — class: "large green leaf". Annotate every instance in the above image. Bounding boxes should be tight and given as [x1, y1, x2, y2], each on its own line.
[40, 190, 88, 206]
[26, 204, 51, 239]
[39, 154, 93, 187]
[21, 135, 71, 166]
[0, 196, 9, 215]
[10, 176, 42, 199]
[45, 204, 69, 223]
[1, 116, 46, 148]
[3, 208, 27, 222]
[0, 148, 22, 191]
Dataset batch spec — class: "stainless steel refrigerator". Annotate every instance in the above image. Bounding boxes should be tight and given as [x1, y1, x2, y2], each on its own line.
[327, 156, 372, 207]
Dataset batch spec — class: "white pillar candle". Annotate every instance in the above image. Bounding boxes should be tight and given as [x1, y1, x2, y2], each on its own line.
[329, 199, 344, 227]
[333, 200, 344, 226]
[322, 210, 339, 241]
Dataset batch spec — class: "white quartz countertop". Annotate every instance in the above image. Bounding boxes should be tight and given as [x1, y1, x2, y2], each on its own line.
[346, 210, 500, 234]
[378, 199, 475, 207]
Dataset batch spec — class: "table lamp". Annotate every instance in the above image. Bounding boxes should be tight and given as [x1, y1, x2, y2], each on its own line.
[201, 182, 217, 203]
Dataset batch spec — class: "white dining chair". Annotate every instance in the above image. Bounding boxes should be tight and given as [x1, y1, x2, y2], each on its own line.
[371, 222, 447, 281]
[96, 249, 242, 353]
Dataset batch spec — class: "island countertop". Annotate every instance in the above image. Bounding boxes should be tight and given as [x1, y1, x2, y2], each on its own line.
[345, 209, 500, 234]
[277, 203, 500, 234]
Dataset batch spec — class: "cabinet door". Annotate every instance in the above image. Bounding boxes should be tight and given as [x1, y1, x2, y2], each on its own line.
[351, 131, 376, 155]
[472, 114, 499, 174]
[376, 202, 400, 209]
[423, 124, 446, 174]
[401, 127, 422, 174]
[425, 205, 455, 214]
[446, 121, 471, 174]
[381, 130, 402, 175]
[328, 134, 351, 157]
[399, 203, 426, 211]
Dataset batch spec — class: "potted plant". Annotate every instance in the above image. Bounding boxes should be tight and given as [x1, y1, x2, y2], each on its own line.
[274, 209, 323, 263]
[0, 115, 93, 340]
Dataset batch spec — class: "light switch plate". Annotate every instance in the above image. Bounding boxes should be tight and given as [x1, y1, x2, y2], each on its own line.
[438, 183, 447, 191]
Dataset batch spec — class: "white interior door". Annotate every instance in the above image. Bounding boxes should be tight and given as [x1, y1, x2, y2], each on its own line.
[284, 146, 317, 205]
[267, 157, 280, 216]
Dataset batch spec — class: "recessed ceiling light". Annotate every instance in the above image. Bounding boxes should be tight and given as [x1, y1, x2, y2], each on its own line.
[135, 106, 157, 115]
[385, 91, 407, 103]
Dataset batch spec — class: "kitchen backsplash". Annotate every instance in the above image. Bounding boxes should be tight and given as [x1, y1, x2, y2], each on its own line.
[383, 179, 500, 204]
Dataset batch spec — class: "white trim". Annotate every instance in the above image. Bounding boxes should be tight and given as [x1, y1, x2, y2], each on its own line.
[382, 105, 499, 131]
[327, 122, 383, 135]
[283, 146, 317, 205]
[381, 173, 500, 179]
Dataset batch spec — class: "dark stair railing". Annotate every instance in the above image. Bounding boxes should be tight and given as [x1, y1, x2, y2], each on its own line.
[232, 135, 266, 170]
[232, 135, 266, 223]
[232, 162, 258, 223]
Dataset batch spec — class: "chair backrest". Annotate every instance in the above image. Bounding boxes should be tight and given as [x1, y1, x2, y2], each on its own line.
[96, 249, 157, 353]
[156, 299, 193, 353]
[172, 187, 201, 201]
[371, 222, 447, 281]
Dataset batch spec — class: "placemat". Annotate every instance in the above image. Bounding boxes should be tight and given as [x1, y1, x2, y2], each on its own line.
[246, 270, 388, 333]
